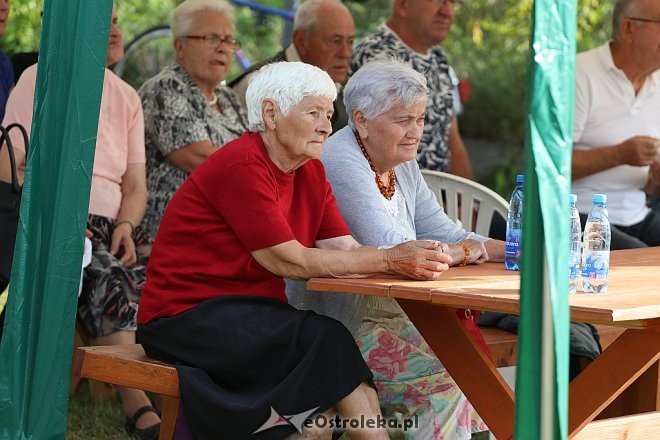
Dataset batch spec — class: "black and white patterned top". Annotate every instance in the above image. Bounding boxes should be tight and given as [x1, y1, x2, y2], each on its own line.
[351, 25, 455, 172]
[138, 63, 248, 240]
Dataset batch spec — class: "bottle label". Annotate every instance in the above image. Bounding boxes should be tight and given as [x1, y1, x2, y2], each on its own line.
[505, 229, 522, 259]
[581, 250, 609, 280]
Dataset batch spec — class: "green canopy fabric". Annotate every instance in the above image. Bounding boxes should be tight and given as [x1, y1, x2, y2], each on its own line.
[515, 0, 576, 438]
[0, 0, 112, 438]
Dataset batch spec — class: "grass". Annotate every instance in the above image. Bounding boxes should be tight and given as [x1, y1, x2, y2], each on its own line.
[67, 383, 491, 439]
[67, 383, 131, 440]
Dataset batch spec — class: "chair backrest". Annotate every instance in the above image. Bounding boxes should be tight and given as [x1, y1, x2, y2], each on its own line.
[421, 170, 509, 236]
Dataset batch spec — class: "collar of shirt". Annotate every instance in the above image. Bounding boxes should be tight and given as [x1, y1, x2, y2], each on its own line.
[598, 41, 660, 88]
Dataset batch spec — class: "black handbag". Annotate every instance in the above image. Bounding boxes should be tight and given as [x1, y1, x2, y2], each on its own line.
[0, 123, 29, 283]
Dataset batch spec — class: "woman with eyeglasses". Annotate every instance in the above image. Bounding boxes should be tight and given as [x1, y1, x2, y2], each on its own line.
[138, 0, 247, 246]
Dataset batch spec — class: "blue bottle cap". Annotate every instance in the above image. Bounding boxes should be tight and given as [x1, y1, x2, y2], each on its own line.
[569, 193, 577, 204]
[516, 174, 524, 184]
[593, 193, 607, 204]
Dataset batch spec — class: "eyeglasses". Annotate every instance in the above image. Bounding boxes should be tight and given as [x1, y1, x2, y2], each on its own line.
[183, 34, 241, 50]
[628, 17, 660, 25]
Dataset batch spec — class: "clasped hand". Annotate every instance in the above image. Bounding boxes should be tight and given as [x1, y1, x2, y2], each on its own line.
[618, 136, 659, 167]
[110, 223, 137, 266]
[386, 240, 452, 280]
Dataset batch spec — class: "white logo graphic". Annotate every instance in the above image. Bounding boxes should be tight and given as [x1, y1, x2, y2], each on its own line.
[253, 406, 320, 434]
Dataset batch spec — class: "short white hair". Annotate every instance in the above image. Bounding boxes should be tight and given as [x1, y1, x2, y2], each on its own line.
[344, 59, 428, 124]
[294, 0, 350, 33]
[171, 0, 235, 38]
[246, 62, 337, 132]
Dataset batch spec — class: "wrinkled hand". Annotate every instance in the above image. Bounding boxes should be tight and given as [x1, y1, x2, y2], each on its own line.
[484, 239, 505, 262]
[385, 240, 452, 280]
[110, 223, 136, 266]
[616, 136, 659, 166]
[449, 239, 489, 266]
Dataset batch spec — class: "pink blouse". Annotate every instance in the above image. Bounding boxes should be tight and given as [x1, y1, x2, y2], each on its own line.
[3, 65, 145, 219]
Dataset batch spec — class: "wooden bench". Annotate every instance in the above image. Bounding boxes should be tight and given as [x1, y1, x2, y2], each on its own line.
[483, 323, 628, 368]
[71, 324, 650, 439]
[72, 344, 180, 440]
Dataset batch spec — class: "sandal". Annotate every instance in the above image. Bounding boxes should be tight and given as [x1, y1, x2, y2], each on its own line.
[125, 405, 160, 440]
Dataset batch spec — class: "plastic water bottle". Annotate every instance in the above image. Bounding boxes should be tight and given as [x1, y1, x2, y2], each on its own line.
[568, 194, 581, 294]
[505, 174, 524, 271]
[581, 194, 611, 293]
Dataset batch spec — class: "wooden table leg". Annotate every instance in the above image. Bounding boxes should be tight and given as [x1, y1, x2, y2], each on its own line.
[568, 329, 660, 438]
[397, 299, 515, 440]
[160, 395, 179, 440]
[597, 360, 660, 420]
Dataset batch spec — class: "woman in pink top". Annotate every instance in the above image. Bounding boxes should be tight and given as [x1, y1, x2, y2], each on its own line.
[0, 11, 160, 439]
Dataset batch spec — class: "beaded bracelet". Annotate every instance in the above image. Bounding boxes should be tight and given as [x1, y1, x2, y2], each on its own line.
[458, 243, 470, 267]
[115, 220, 135, 233]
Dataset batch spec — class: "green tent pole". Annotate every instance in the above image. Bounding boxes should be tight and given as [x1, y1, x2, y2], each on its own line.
[515, 0, 576, 438]
[0, 0, 113, 438]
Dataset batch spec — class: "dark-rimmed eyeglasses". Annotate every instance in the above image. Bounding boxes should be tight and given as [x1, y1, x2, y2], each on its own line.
[628, 17, 660, 25]
[183, 35, 241, 51]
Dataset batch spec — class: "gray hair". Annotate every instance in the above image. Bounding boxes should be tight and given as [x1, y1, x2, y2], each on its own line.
[246, 62, 337, 132]
[294, 0, 350, 33]
[612, 0, 642, 40]
[171, 0, 235, 38]
[344, 59, 428, 125]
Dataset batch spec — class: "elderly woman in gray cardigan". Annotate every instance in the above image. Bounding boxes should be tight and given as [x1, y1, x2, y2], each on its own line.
[287, 60, 504, 439]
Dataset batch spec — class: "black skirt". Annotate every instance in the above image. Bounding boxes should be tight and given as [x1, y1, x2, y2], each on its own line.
[138, 296, 374, 440]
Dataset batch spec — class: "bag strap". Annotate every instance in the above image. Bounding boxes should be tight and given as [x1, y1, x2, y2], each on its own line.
[0, 123, 30, 193]
[455, 308, 493, 361]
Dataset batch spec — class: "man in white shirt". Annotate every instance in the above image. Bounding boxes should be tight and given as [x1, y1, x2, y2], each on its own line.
[572, 0, 660, 248]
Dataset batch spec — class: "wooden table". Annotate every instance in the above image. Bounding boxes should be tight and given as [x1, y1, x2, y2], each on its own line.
[307, 248, 660, 439]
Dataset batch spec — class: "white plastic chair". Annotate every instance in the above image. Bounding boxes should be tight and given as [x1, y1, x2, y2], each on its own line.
[421, 169, 509, 236]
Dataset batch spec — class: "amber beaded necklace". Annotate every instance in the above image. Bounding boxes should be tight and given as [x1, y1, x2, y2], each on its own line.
[353, 129, 396, 200]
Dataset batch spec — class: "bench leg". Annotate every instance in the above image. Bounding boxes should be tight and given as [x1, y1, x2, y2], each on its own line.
[160, 395, 179, 440]
[70, 322, 117, 401]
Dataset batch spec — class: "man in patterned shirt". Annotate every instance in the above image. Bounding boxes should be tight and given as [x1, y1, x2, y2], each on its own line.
[351, 0, 472, 177]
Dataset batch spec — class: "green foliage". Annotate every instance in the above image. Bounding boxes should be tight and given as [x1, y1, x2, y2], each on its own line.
[445, 0, 532, 144]
[346, 0, 388, 37]
[0, 0, 42, 53]
[445, 0, 613, 144]
[116, 0, 176, 45]
[229, 1, 288, 81]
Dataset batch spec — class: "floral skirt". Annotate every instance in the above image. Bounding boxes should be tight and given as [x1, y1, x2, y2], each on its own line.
[356, 297, 487, 440]
[78, 214, 148, 338]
